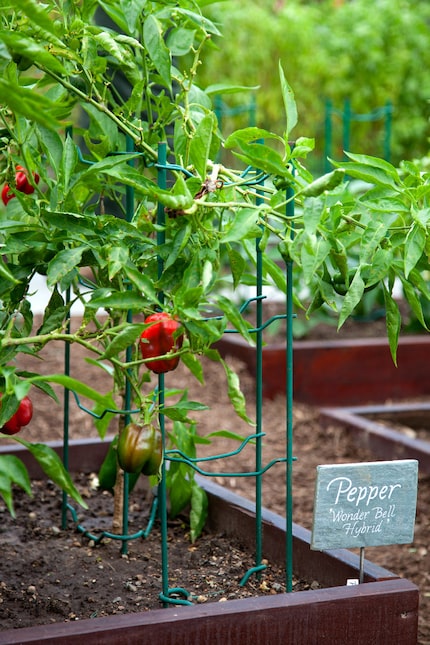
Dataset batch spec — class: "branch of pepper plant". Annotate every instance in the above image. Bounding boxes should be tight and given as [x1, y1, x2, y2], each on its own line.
[34, 67, 158, 162]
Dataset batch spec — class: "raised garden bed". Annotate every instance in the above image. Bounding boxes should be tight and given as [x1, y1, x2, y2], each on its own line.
[0, 438, 419, 645]
[320, 402, 430, 474]
[215, 333, 430, 405]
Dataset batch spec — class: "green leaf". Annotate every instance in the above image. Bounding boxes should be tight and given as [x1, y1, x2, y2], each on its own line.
[0, 393, 19, 428]
[163, 400, 209, 422]
[404, 223, 426, 279]
[332, 152, 400, 188]
[28, 374, 113, 407]
[190, 480, 208, 543]
[168, 463, 192, 518]
[360, 217, 393, 265]
[291, 136, 315, 158]
[408, 267, 430, 301]
[93, 30, 136, 70]
[302, 197, 325, 235]
[92, 393, 118, 440]
[27, 378, 59, 403]
[37, 287, 68, 335]
[224, 126, 283, 148]
[59, 134, 78, 197]
[14, 438, 88, 509]
[279, 62, 297, 139]
[228, 247, 247, 290]
[0, 255, 20, 285]
[19, 0, 66, 45]
[221, 359, 254, 425]
[400, 278, 429, 331]
[172, 8, 222, 37]
[0, 472, 14, 516]
[345, 152, 400, 181]
[216, 295, 254, 345]
[300, 233, 331, 284]
[97, 0, 146, 34]
[100, 323, 145, 360]
[166, 27, 196, 56]
[235, 141, 289, 176]
[77, 153, 142, 180]
[261, 252, 287, 294]
[206, 83, 259, 96]
[86, 290, 149, 311]
[46, 247, 86, 287]
[206, 429, 249, 442]
[123, 263, 163, 308]
[189, 112, 216, 179]
[180, 351, 204, 384]
[0, 455, 32, 517]
[164, 223, 192, 271]
[222, 208, 261, 243]
[383, 285, 401, 365]
[98, 437, 118, 494]
[143, 14, 171, 89]
[338, 271, 365, 328]
[0, 78, 66, 130]
[364, 247, 393, 286]
[108, 246, 129, 281]
[0, 31, 67, 75]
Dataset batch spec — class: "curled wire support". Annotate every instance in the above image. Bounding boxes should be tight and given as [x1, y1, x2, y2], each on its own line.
[65, 494, 159, 545]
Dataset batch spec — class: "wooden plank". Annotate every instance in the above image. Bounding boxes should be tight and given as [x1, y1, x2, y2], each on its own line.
[0, 436, 112, 478]
[320, 407, 430, 474]
[0, 579, 417, 645]
[293, 335, 430, 405]
[215, 334, 430, 404]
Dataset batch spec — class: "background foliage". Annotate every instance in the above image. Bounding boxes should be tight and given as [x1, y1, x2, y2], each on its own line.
[198, 0, 430, 170]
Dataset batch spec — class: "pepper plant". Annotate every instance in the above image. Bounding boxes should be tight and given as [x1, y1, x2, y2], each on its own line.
[0, 0, 429, 537]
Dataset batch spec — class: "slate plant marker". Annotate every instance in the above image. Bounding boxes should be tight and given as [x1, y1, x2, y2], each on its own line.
[311, 460, 418, 583]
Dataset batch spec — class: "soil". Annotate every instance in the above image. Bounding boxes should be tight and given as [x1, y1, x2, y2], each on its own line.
[1, 314, 429, 643]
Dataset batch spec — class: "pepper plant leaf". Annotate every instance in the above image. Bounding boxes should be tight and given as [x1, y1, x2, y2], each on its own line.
[0, 455, 32, 517]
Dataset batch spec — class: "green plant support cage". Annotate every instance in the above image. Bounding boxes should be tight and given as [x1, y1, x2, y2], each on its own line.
[60, 137, 296, 606]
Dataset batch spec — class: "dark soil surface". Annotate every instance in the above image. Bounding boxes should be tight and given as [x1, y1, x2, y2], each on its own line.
[1, 313, 429, 643]
[0, 474, 318, 630]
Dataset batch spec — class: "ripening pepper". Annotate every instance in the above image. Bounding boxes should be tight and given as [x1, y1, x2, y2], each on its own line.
[2, 165, 40, 205]
[117, 422, 159, 474]
[139, 312, 183, 374]
[1, 395, 33, 435]
[141, 427, 163, 476]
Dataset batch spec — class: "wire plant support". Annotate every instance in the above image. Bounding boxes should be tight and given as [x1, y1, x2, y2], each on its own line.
[324, 98, 393, 172]
[60, 137, 297, 607]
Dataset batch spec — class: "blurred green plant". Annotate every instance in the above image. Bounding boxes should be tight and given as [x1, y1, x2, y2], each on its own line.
[198, 0, 430, 170]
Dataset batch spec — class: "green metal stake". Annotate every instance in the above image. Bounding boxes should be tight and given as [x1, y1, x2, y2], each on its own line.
[120, 134, 136, 555]
[249, 94, 257, 127]
[342, 99, 351, 160]
[324, 99, 333, 174]
[61, 286, 71, 530]
[156, 143, 170, 604]
[214, 95, 223, 134]
[254, 181, 264, 577]
[285, 181, 295, 593]
[61, 124, 74, 530]
[384, 101, 392, 163]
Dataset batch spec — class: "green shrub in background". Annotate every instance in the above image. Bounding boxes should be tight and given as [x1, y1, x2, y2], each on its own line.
[198, 0, 430, 170]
